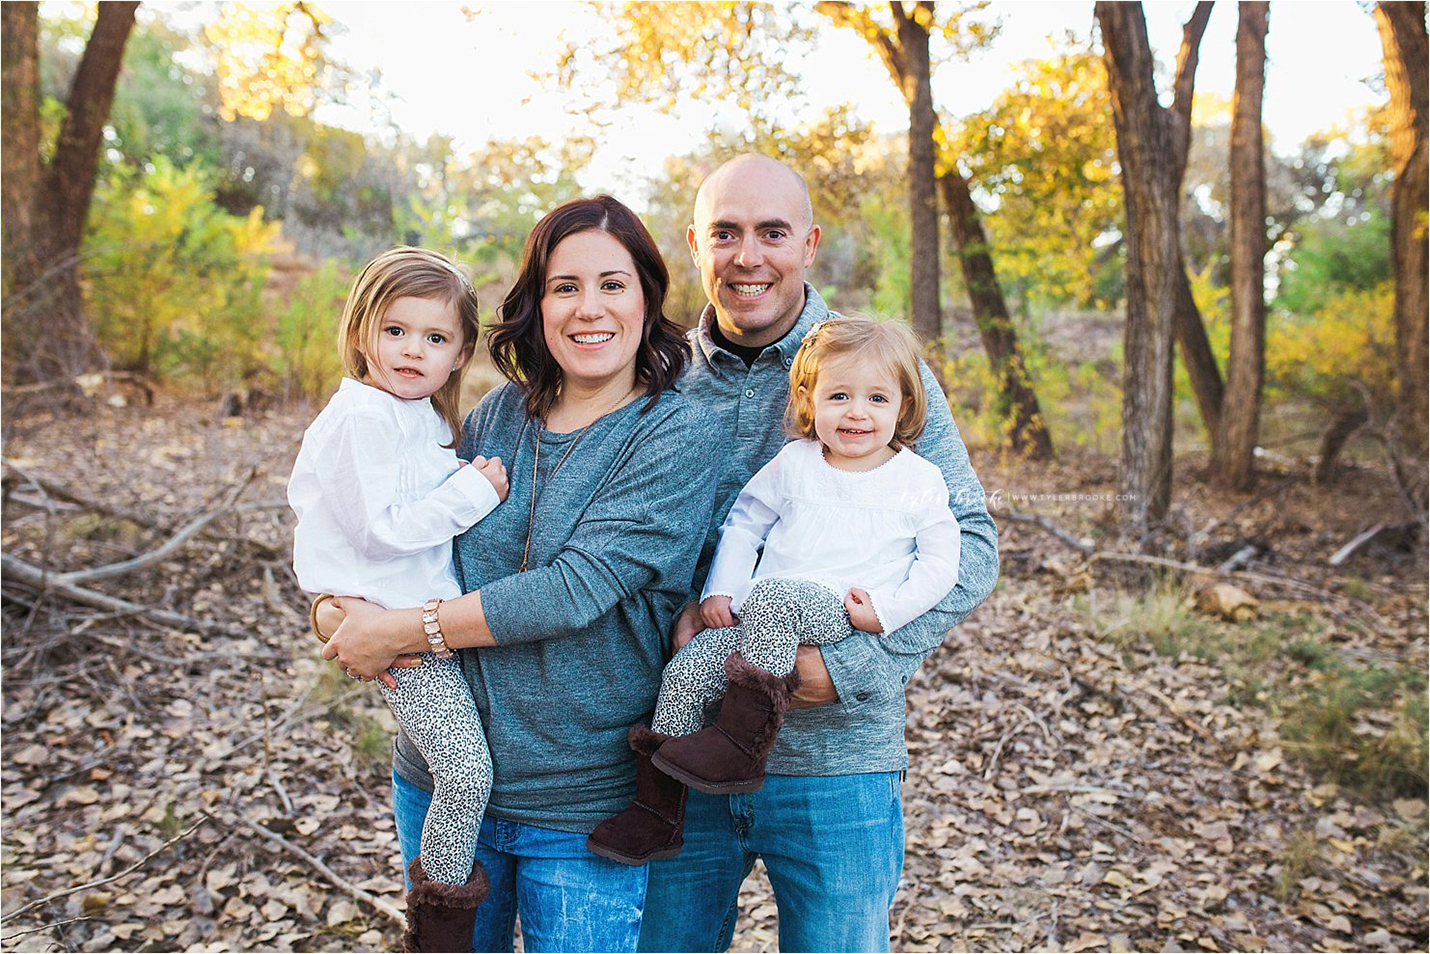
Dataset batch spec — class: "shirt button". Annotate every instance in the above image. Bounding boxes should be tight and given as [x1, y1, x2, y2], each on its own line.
[855, 691, 871, 702]
[744, 388, 755, 399]
[784, 357, 793, 368]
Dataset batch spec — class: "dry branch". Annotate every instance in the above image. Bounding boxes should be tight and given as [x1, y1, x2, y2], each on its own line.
[2, 552, 249, 637]
[237, 818, 405, 928]
[0, 818, 208, 925]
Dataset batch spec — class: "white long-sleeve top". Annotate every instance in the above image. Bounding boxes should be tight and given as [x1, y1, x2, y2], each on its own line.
[701, 438, 961, 635]
[288, 378, 500, 609]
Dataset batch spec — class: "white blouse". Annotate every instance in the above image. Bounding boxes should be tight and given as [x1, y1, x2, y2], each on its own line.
[701, 438, 961, 635]
[288, 378, 500, 609]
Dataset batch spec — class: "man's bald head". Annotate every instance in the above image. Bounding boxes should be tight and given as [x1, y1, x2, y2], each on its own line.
[694, 154, 814, 231]
[687, 153, 821, 348]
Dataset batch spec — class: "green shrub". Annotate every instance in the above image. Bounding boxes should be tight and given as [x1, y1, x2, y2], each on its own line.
[84, 156, 280, 389]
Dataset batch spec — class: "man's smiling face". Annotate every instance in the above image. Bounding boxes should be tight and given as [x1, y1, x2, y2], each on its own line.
[688, 156, 820, 350]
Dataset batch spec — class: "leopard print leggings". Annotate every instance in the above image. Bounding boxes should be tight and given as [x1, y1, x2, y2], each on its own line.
[651, 578, 854, 737]
[378, 651, 491, 885]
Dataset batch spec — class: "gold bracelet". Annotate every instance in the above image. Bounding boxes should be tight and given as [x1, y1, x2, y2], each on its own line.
[422, 598, 453, 659]
[309, 593, 336, 644]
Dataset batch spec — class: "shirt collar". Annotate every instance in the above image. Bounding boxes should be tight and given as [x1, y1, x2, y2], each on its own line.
[694, 283, 830, 374]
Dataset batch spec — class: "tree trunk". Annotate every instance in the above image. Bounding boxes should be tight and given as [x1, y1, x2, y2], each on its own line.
[1211, 1, 1269, 490]
[1374, 2, 1428, 470]
[1, 3, 40, 298]
[814, 0, 1052, 459]
[1174, 257, 1224, 439]
[1314, 403, 1368, 485]
[2, 1, 139, 382]
[1096, 1, 1212, 532]
[939, 170, 1054, 460]
[893, 2, 941, 347]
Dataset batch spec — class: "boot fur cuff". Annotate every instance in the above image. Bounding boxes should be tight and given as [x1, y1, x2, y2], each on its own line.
[628, 723, 673, 756]
[725, 651, 801, 701]
[406, 855, 488, 908]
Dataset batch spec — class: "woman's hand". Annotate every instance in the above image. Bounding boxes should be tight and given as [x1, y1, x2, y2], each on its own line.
[320, 596, 423, 686]
[844, 588, 883, 633]
[699, 595, 735, 630]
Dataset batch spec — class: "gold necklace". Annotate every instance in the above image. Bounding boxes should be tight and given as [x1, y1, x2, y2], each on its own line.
[519, 386, 638, 572]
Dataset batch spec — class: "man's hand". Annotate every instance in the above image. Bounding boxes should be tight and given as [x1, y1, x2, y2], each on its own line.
[700, 595, 735, 629]
[472, 455, 509, 502]
[844, 588, 882, 633]
[790, 644, 837, 709]
[670, 601, 705, 656]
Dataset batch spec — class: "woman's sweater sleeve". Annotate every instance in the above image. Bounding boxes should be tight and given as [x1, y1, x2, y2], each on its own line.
[479, 404, 721, 645]
[700, 450, 785, 607]
[311, 408, 499, 561]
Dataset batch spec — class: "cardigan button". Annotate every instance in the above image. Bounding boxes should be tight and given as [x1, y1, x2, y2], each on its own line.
[744, 388, 755, 399]
[855, 691, 871, 702]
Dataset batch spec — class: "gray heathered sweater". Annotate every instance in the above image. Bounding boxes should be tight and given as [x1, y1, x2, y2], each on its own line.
[681, 285, 1000, 776]
[393, 384, 721, 833]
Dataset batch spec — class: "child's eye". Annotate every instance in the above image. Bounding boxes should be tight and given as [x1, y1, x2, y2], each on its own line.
[828, 391, 848, 401]
[383, 326, 404, 337]
[427, 333, 447, 345]
[870, 394, 889, 403]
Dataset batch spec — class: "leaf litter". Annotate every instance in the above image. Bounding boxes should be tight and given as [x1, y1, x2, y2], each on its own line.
[1, 397, 1425, 952]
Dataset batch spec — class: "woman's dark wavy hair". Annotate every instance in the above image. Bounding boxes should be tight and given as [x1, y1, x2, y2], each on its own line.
[487, 195, 691, 421]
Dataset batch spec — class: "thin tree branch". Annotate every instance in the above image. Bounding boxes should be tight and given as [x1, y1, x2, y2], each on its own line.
[0, 818, 207, 925]
[238, 817, 405, 928]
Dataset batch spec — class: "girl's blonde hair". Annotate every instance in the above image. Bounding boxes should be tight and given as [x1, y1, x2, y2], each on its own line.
[338, 246, 480, 448]
[785, 317, 928, 450]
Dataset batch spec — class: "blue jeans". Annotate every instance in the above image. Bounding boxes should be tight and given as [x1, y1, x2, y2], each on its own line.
[638, 772, 904, 953]
[392, 770, 648, 953]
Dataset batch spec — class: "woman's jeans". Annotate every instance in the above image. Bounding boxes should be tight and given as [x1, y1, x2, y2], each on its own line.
[638, 771, 904, 953]
[392, 770, 648, 953]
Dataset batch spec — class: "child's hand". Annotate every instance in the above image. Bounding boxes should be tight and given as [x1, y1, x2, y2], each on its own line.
[844, 588, 883, 633]
[700, 595, 735, 629]
[472, 455, 509, 502]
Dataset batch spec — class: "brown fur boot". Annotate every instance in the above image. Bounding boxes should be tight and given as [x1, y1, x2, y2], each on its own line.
[650, 652, 799, 794]
[402, 855, 488, 953]
[586, 725, 686, 866]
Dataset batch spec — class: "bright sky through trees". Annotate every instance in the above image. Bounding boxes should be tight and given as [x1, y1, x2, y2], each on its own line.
[71, 1, 1385, 196]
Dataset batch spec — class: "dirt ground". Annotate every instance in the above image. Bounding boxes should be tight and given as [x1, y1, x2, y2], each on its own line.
[1, 388, 1425, 953]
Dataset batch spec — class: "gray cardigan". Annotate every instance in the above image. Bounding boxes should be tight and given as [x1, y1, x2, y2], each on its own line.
[681, 285, 1000, 775]
[393, 384, 721, 833]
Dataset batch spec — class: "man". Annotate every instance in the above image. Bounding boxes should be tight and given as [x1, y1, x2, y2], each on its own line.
[638, 153, 999, 952]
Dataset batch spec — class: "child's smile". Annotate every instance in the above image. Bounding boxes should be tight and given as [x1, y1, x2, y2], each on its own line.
[808, 356, 901, 471]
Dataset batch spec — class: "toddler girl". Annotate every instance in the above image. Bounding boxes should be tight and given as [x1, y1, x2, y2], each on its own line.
[587, 317, 961, 866]
[288, 247, 506, 951]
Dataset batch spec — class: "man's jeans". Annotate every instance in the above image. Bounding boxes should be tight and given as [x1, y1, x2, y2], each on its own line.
[638, 772, 904, 953]
[392, 771, 647, 953]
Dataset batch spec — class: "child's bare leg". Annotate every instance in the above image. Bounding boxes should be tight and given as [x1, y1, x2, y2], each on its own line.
[736, 578, 854, 676]
[650, 625, 739, 736]
[380, 653, 491, 885]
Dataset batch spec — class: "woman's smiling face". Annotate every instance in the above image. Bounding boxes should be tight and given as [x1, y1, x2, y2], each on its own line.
[541, 229, 646, 399]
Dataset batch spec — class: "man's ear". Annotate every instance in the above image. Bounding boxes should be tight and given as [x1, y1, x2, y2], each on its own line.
[687, 224, 700, 262]
[802, 224, 821, 268]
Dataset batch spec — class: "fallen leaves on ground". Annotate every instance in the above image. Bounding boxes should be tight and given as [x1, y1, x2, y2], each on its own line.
[1, 397, 1425, 952]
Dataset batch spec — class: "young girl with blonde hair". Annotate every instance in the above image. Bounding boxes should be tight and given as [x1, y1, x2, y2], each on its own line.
[588, 316, 961, 866]
[288, 247, 507, 951]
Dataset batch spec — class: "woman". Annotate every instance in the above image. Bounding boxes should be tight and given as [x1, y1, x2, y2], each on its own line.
[320, 195, 720, 952]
